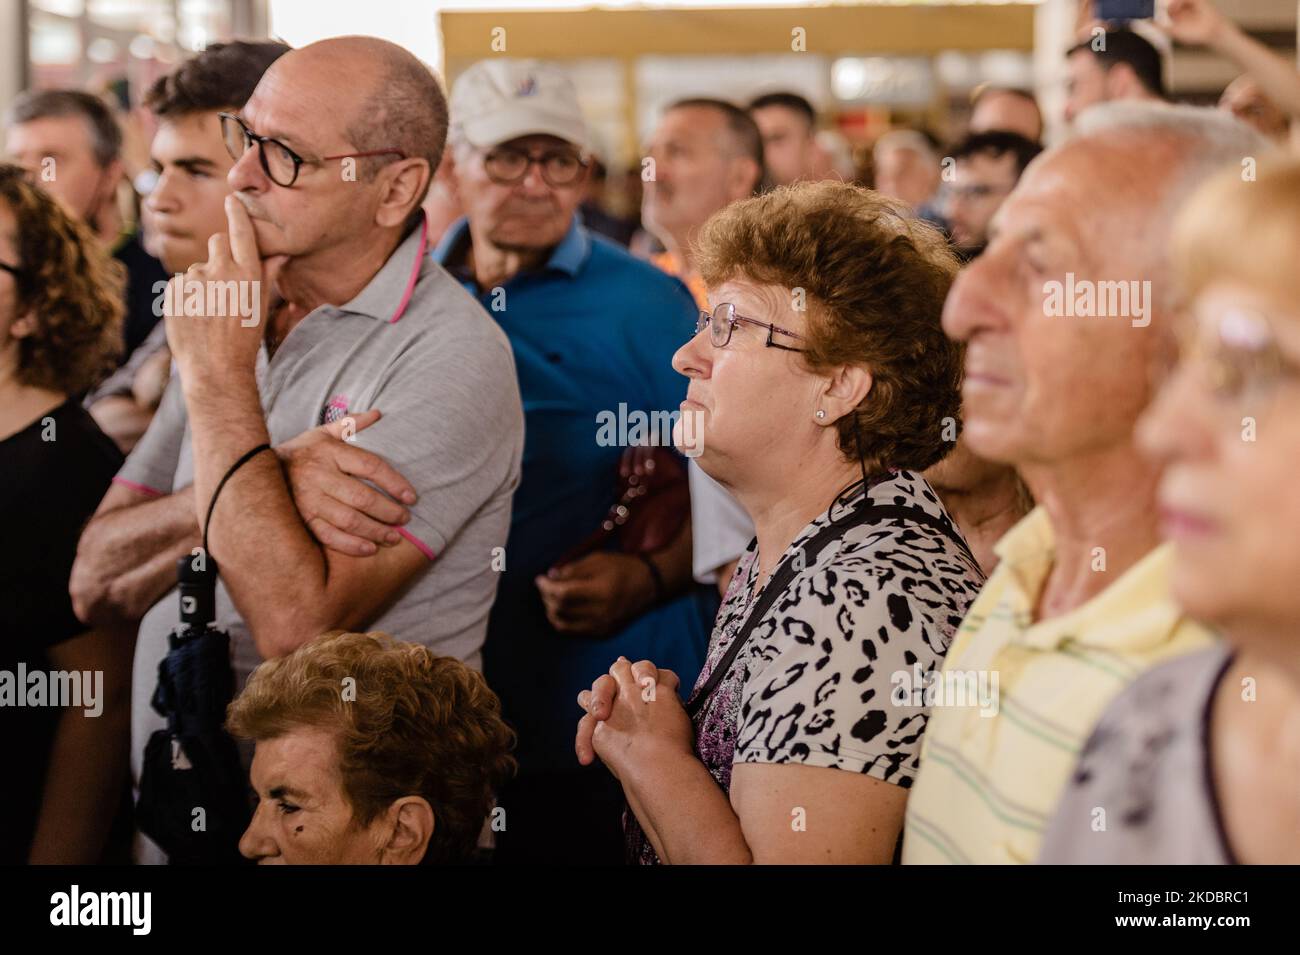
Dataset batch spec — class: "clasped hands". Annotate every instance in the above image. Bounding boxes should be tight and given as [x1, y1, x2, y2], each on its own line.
[574, 656, 694, 781]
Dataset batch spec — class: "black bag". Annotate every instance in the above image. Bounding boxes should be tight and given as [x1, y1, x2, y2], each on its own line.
[135, 555, 250, 864]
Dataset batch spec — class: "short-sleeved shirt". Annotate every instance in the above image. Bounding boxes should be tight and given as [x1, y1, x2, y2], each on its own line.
[688, 460, 754, 584]
[118, 216, 524, 844]
[433, 214, 717, 774]
[86, 320, 168, 406]
[0, 398, 123, 862]
[902, 507, 1215, 865]
[1039, 644, 1236, 865]
[627, 470, 987, 864]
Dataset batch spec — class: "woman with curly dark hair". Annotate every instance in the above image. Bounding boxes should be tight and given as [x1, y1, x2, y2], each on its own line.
[574, 180, 986, 863]
[0, 161, 132, 862]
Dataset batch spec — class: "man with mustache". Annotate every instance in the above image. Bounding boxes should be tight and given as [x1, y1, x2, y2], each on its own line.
[902, 103, 1264, 864]
[71, 37, 524, 862]
[433, 59, 713, 864]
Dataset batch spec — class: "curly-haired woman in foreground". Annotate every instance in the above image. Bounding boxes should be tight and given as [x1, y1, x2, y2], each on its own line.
[575, 181, 987, 864]
[228, 630, 516, 864]
[0, 161, 128, 863]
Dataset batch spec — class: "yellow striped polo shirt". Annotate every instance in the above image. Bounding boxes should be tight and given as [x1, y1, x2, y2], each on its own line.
[902, 506, 1214, 864]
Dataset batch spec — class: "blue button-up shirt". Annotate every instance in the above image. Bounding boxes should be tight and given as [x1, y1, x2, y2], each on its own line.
[433, 214, 716, 772]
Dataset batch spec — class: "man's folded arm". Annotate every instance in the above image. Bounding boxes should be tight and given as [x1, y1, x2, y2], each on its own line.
[186, 378, 429, 659]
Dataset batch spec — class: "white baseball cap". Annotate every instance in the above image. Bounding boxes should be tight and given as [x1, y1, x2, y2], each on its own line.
[449, 59, 588, 152]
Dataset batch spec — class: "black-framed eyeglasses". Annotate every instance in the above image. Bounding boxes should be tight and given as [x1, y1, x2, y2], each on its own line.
[697, 303, 806, 352]
[219, 112, 406, 188]
[483, 146, 589, 188]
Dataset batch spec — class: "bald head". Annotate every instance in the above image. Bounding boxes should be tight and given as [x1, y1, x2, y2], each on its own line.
[1063, 103, 1270, 268]
[228, 36, 449, 263]
[268, 36, 447, 195]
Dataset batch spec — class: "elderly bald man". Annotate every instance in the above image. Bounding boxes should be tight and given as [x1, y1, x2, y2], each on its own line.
[70, 36, 524, 862]
[902, 103, 1269, 865]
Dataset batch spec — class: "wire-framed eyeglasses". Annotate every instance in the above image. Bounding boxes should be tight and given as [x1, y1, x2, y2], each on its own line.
[696, 303, 806, 352]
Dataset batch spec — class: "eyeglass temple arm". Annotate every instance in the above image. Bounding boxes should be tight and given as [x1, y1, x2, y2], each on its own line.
[320, 148, 406, 161]
[731, 314, 806, 342]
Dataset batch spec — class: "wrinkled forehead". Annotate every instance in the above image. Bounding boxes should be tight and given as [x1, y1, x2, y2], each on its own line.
[709, 276, 805, 318]
[249, 726, 345, 795]
[7, 113, 94, 154]
[997, 140, 1148, 236]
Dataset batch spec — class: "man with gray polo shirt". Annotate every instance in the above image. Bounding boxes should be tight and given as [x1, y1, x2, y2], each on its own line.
[70, 37, 523, 863]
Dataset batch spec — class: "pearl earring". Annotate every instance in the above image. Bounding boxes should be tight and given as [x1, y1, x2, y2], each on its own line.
[815, 410, 826, 420]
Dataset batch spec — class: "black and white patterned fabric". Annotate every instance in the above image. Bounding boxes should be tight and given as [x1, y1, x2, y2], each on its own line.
[626, 469, 986, 864]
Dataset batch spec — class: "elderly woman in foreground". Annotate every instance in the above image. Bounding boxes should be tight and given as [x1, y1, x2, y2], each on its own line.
[575, 181, 986, 864]
[228, 630, 515, 864]
[1040, 160, 1300, 865]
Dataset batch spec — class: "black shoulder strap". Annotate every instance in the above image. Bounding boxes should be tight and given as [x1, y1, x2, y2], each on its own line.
[685, 498, 974, 718]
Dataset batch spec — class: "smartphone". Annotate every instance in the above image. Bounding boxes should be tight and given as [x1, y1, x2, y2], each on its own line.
[1095, 0, 1156, 20]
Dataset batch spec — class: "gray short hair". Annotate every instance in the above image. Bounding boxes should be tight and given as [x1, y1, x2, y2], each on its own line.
[1069, 101, 1272, 214]
[5, 89, 121, 167]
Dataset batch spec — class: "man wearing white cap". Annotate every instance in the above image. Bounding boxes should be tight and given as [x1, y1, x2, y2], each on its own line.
[433, 59, 715, 865]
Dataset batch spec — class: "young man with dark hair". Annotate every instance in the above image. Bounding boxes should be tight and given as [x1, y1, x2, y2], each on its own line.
[1065, 28, 1166, 124]
[5, 89, 168, 365]
[748, 91, 818, 186]
[86, 40, 290, 451]
[944, 130, 1044, 259]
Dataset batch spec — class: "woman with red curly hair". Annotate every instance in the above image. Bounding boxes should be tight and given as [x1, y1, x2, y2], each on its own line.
[0, 161, 131, 863]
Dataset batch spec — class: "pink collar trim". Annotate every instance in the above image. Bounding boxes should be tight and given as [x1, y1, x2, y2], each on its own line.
[389, 214, 429, 324]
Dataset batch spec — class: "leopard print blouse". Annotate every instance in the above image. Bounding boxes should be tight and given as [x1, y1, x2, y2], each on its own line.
[626, 470, 986, 864]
